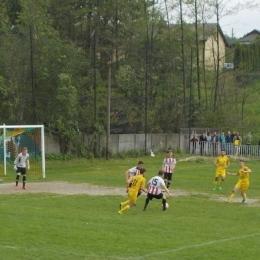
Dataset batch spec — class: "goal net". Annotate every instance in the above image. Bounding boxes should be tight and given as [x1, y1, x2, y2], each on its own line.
[0, 125, 45, 179]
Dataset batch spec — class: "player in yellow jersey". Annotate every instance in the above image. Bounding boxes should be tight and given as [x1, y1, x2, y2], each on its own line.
[213, 150, 230, 190]
[225, 160, 252, 203]
[118, 168, 147, 214]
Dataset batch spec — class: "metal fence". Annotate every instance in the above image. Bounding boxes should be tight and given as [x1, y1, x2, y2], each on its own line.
[190, 141, 260, 160]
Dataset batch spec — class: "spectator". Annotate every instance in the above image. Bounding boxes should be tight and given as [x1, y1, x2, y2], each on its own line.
[190, 136, 198, 155]
[206, 132, 212, 155]
[233, 132, 242, 157]
[230, 131, 236, 155]
[220, 132, 226, 151]
[199, 133, 207, 156]
[245, 132, 253, 156]
[258, 139, 260, 159]
[211, 132, 219, 156]
[225, 131, 232, 155]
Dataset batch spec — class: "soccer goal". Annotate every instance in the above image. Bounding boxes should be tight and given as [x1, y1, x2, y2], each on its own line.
[0, 125, 45, 179]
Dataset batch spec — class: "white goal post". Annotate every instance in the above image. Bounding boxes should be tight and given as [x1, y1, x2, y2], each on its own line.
[0, 125, 45, 179]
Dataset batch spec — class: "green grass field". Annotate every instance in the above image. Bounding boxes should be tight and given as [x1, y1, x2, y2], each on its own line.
[0, 155, 260, 260]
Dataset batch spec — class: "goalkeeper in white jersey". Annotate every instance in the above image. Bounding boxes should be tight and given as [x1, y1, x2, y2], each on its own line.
[143, 170, 172, 211]
[14, 147, 30, 190]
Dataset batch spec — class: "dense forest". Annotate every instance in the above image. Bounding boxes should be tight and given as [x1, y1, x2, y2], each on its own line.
[0, 0, 260, 155]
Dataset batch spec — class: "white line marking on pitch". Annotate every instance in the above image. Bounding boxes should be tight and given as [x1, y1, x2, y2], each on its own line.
[129, 233, 260, 259]
[1, 233, 259, 259]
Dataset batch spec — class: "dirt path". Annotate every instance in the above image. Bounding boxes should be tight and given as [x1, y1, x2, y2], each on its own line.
[0, 181, 190, 196]
[0, 181, 258, 205]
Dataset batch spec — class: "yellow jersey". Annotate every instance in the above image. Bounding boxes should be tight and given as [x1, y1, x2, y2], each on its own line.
[215, 155, 230, 169]
[129, 174, 146, 194]
[238, 166, 250, 182]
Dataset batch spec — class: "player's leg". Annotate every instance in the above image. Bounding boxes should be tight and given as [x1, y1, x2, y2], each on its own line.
[15, 171, 20, 189]
[161, 194, 167, 211]
[226, 183, 240, 203]
[22, 168, 27, 190]
[118, 193, 136, 214]
[120, 199, 130, 210]
[143, 193, 153, 211]
[163, 172, 167, 191]
[218, 172, 226, 190]
[213, 176, 219, 190]
[241, 184, 248, 203]
[166, 173, 172, 188]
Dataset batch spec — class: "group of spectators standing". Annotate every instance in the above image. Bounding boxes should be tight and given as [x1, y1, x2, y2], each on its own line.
[190, 131, 254, 156]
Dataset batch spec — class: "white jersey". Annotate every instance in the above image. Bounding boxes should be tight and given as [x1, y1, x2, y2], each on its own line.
[128, 166, 140, 178]
[14, 152, 29, 168]
[163, 157, 176, 173]
[148, 176, 165, 195]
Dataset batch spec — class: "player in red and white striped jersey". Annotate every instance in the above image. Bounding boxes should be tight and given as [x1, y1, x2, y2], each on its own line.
[162, 150, 176, 189]
[143, 170, 172, 211]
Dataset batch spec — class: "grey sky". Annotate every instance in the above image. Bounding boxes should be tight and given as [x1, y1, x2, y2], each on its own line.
[219, 0, 260, 38]
[158, 0, 260, 39]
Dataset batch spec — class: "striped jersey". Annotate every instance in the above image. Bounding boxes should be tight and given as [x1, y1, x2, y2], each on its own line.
[14, 152, 29, 168]
[163, 157, 176, 173]
[148, 176, 165, 195]
[128, 166, 141, 178]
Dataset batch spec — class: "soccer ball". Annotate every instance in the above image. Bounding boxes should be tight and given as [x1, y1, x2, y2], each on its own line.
[162, 202, 169, 210]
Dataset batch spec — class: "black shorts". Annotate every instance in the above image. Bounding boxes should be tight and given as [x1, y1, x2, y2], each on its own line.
[164, 172, 172, 181]
[147, 193, 163, 200]
[17, 167, 26, 175]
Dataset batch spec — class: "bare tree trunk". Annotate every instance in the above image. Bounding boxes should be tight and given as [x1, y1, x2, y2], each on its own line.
[115, 0, 119, 70]
[179, 0, 186, 114]
[213, 1, 220, 112]
[164, 0, 177, 108]
[194, 0, 201, 110]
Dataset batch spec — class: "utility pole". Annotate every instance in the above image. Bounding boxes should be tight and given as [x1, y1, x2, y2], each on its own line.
[106, 63, 111, 160]
[30, 25, 36, 124]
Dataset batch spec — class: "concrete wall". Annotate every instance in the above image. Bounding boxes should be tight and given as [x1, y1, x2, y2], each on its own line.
[44, 133, 181, 154]
[45, 135, 60, 153]
[44, 129, 222, 154]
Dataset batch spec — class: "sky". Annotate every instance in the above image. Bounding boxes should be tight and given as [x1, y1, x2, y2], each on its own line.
[159, 0, 260, 39]
[218, 0, 260, 38]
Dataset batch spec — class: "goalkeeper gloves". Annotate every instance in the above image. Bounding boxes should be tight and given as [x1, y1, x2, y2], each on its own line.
[14, 165, 17, 171]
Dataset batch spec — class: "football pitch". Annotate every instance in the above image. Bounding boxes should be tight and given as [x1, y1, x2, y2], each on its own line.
[0, 155, 260, 260]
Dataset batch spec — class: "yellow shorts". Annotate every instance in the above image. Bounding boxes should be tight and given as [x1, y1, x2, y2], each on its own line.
[235, 180, 249, 192]
[128, 191, 138, 204]
[215, 168, 226, 178]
